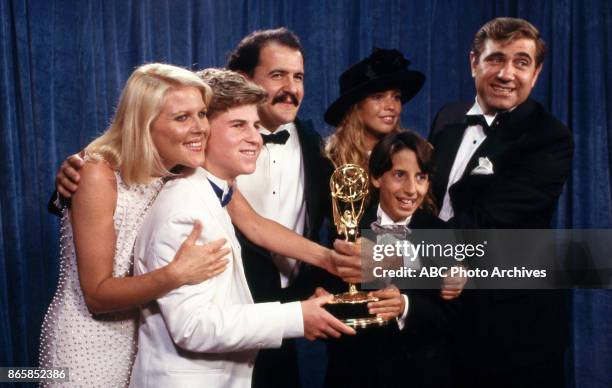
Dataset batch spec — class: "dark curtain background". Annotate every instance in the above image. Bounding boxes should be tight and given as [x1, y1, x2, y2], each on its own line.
[1, 0, 610, 387]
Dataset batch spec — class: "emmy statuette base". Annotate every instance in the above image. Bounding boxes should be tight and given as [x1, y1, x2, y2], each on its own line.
[324, 290, 389, 329]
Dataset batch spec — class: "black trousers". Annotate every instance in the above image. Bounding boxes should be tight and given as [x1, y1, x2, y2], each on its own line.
[252, 339, 300, 388]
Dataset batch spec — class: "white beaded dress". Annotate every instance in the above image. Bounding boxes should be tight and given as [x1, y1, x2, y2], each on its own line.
[39, 171, 163, 387]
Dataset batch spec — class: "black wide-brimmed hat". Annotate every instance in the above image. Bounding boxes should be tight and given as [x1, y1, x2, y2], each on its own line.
[324, 48, 425, 127]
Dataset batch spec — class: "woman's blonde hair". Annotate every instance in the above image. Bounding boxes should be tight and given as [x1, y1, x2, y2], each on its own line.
[325, 101, 400, 172]
[84, 63, 212, 185]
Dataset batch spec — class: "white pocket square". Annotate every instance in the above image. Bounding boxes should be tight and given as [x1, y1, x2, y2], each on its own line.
[470, 157, 494, 175]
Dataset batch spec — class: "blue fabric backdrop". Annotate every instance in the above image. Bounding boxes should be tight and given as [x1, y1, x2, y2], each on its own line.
[1, 0, 610, 387]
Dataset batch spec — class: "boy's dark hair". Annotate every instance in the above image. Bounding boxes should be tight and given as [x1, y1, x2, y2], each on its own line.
[369, 131, 437, 215]
[227, 27, 304, 77]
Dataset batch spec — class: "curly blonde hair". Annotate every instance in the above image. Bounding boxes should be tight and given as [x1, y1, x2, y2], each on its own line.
[84, 63, 212, 185]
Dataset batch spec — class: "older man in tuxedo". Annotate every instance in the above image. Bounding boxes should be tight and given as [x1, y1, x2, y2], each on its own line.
[428, 17, 573, 388]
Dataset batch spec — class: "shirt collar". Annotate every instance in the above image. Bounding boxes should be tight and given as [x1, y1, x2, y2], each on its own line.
[467, 97, 497, 127]
[376, 205, 412, 226]
[469, 96, 518, 126]
[206, 170, 231, 197]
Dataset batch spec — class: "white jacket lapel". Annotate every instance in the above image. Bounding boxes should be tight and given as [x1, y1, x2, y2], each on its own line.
[192, 168, 254, 304]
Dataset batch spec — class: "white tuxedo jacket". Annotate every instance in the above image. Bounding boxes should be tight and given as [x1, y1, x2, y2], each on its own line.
[130, 167, 303, 388]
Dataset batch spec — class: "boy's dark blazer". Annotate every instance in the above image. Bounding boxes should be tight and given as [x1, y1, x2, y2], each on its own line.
[324, 205, 460, 388]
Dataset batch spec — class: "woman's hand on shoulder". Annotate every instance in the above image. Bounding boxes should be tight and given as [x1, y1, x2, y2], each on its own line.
[166, 220, 231, 287]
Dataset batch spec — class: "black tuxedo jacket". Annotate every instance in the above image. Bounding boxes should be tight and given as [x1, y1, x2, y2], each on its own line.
[429, 98, 574, 228]
[429, 99, 574, 382]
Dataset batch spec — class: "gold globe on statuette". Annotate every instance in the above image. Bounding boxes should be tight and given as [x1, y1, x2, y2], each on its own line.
[325, 164, 387, 329]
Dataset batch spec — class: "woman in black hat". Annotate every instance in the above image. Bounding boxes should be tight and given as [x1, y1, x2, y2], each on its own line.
[324, 48, 425, 173]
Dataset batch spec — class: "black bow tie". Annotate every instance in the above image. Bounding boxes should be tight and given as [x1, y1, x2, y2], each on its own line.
[466, 111, 512, 135]
[261, 130, 290, 145]
[208, 179, 233, 207]
[465, 114, 491, 134]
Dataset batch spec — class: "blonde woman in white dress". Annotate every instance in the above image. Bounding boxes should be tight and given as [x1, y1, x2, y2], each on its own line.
[39, 63, 230, 387]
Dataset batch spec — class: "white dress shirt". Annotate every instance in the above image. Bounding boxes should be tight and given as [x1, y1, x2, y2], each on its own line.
[377, 205, 412, 227]
[236, 122, 307, 287]
[438, 99, 496, 221]
[375, 205, 412, 329]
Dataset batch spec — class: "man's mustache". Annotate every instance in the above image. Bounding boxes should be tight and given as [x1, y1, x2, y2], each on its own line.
[271, 92, 299, 106]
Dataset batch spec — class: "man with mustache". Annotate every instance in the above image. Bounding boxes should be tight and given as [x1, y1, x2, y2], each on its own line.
[226, 28, 333, 388]
[428, 17, 573, 388]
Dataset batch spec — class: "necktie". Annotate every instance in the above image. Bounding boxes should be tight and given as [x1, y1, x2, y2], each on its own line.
[208, 179, 233, 207]
[261, 130, 290, 145]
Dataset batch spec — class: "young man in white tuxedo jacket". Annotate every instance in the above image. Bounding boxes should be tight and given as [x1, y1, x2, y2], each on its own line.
[130, 69, 353, 388]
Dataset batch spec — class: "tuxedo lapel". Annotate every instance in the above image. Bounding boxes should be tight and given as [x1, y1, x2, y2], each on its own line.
[193, 171, 240, 252]
[462, 132, 508, 179]
[461, 101, 535, 179]
[295, 119, 313, 216]
[295, 118, 325, 239]
[191, 169, 253, 302]
[432, 123, 466, 204]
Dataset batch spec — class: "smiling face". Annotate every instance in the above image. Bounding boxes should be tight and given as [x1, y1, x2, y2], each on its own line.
[357, 89, 402, 147]
[150, 86, 208, 170]
[249, 43, 304, 132]
[470, 38, 542, 114]
[372, 148, 429, 222]
[204, 104, 263, 180]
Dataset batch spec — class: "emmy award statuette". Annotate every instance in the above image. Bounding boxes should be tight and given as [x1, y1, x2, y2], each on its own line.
[325, 164, 387, 329]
